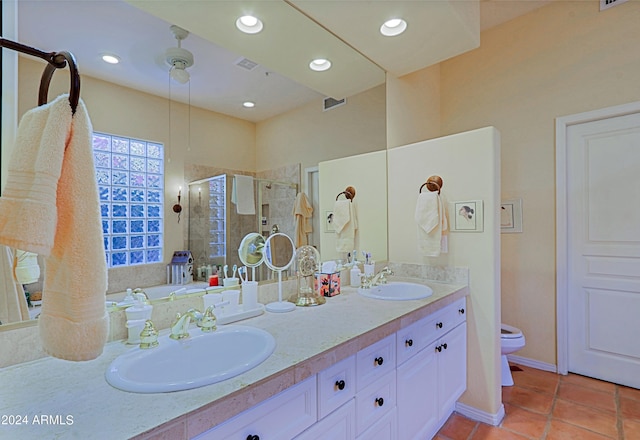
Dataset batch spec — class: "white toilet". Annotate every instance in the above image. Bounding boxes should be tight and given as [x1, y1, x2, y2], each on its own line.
[500, 324, 526, 386]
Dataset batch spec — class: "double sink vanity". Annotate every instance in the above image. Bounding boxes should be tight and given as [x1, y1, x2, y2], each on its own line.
[1, 279, 467, 440]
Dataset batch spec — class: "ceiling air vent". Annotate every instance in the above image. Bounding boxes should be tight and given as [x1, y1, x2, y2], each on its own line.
[323, 97, 346, 112]
[600, 0, 627, 11]
[235, 57, 259, 71]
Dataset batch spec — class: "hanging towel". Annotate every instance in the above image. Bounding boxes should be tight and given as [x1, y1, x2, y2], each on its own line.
[14, 250, 41, 285]
[414, 192, 448, 257]
[232, 175, 256, 215]
[0, 94, 108, 361]
[0, 246, 30, 324]
[293, 192, 313, 248]
[333, 199, 358, 252]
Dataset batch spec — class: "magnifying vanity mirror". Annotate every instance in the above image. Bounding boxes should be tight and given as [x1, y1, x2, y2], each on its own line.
[263, 233, 296, 313]
[238, 233, 266, 282]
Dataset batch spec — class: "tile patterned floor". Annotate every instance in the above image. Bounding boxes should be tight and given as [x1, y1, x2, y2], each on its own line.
[436, 364, 640, 440]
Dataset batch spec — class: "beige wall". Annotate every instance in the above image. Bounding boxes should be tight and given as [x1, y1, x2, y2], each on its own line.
[438, 0, 640, 367]
[388, 127, 501, 416]
[256, 83, 386, 172]
[386, 65, 441, 149]
[318, 150, 388, 262]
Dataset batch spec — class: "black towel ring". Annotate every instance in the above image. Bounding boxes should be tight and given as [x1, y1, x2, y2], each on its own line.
[419, 175, 443, 195]
[38, 51, 81, 115]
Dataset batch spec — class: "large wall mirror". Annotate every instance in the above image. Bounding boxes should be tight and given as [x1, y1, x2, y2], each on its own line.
[0, 0, 387, 329]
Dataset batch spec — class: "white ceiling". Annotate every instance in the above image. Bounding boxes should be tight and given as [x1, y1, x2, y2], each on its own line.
[17, 1, 552, 123]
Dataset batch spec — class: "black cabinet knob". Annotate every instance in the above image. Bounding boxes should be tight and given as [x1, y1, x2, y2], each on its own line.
[375, 397, 384, 407]
[436, 322, 443, 329]
[436, 345, 442, 352]
[442, 343, 448, 350]
[246, 435, 259, 440]
[374, 357, 384, 366]
[405, 339, 413, 347]
[335, 380, 346, 391]
[459, 308, 465, 314]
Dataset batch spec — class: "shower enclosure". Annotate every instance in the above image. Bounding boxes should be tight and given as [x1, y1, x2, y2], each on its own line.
[188, 175, 298, 282]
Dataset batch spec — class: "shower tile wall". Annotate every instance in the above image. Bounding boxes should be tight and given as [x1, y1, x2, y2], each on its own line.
[256, 163, 300, 240]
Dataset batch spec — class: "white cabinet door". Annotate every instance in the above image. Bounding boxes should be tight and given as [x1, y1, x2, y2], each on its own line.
[193, 375, 317, 440]
[295, 399, 355, 440]
[437, 322, 467, 420]
[396, 340, 439, 440]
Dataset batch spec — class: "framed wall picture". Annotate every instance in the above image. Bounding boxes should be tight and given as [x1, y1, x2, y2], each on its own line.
[501, 198, 523, 233]
[450, 200, 484, 232]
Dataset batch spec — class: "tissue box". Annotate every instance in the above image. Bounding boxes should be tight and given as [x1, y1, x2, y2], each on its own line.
[315, 272, 341, 297]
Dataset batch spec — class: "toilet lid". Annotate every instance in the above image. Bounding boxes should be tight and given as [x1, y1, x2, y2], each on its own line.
[501, 324, 523, 339]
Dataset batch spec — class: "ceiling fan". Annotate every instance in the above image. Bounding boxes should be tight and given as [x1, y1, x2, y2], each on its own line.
[165, 25, 194, 84]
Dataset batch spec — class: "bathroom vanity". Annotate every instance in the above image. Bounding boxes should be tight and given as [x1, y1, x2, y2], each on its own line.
[0, 280, 467, 440]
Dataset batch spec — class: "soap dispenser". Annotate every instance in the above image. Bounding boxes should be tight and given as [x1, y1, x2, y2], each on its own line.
[125, 294, 153, 344]
[350, 264, 362, 287]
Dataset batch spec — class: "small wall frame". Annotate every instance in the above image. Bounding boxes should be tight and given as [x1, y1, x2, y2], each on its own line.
[501, 198, 523, 233]
[450, 200, 484, 232]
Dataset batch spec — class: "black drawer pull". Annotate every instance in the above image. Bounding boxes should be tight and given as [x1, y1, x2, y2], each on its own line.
[459, 308, 465, 314]
[246, 435, 259, 440]
[442, 343, 448, 350]
[436, 322, 443, 329]
[335, 380, 346, 391]
[436, 345, 442, 352]
[405, 339, 413, 347]
[374, 357, 384, 366]
[375, 397, 384, 407]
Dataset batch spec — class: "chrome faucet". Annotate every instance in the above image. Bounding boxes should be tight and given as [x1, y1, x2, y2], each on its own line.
[360, 267, 394, 289]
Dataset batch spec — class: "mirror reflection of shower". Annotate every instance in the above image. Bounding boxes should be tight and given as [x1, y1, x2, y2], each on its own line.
[188, 174, 298, 283]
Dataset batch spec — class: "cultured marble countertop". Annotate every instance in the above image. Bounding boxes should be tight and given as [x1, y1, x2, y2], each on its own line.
[0, 279, 467, 440]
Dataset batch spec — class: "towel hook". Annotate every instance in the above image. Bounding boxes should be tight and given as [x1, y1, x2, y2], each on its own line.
[419, 175, 443, 195]
[336, 186, 356, 202]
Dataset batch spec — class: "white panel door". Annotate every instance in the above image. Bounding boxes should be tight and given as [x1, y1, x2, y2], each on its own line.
[567, 112, 640, 388]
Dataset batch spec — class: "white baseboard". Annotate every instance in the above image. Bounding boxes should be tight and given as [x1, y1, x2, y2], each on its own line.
[455, 401, 505, 426]
[507, 354, 557, 373]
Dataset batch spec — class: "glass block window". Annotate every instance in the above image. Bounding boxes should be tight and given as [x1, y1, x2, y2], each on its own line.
[93, 132, 164, 267]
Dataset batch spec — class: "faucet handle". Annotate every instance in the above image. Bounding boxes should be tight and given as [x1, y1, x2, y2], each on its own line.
[139, 320, 159, 349]
[198, 306, 217, 332]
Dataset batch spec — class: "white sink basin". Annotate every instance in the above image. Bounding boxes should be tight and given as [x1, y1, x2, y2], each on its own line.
[106, 325, 276, 393]
[358, 282, 433, 301]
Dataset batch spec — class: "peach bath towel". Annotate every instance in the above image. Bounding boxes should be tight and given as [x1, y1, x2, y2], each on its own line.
[0, 94, 108, 361]
[293, 192, 313, 248]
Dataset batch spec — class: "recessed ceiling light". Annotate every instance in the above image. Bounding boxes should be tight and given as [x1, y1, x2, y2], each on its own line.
[309, 58, 331, 72]
[243, 101, 256, 108]
[236, 15, 263, 34]
[380, 18, 407, 37]
[101, 54, 120, 64]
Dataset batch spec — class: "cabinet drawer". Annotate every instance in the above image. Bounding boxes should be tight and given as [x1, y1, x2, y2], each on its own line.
[295, 399, 355, 440]
[355, 370, 396, 436]
[397, 298, 467, 365]
[356, 407, 397, 440]
[194, 375, 317, 440]
[356, 334, 396, 390]
[318, 355, 356, 419]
